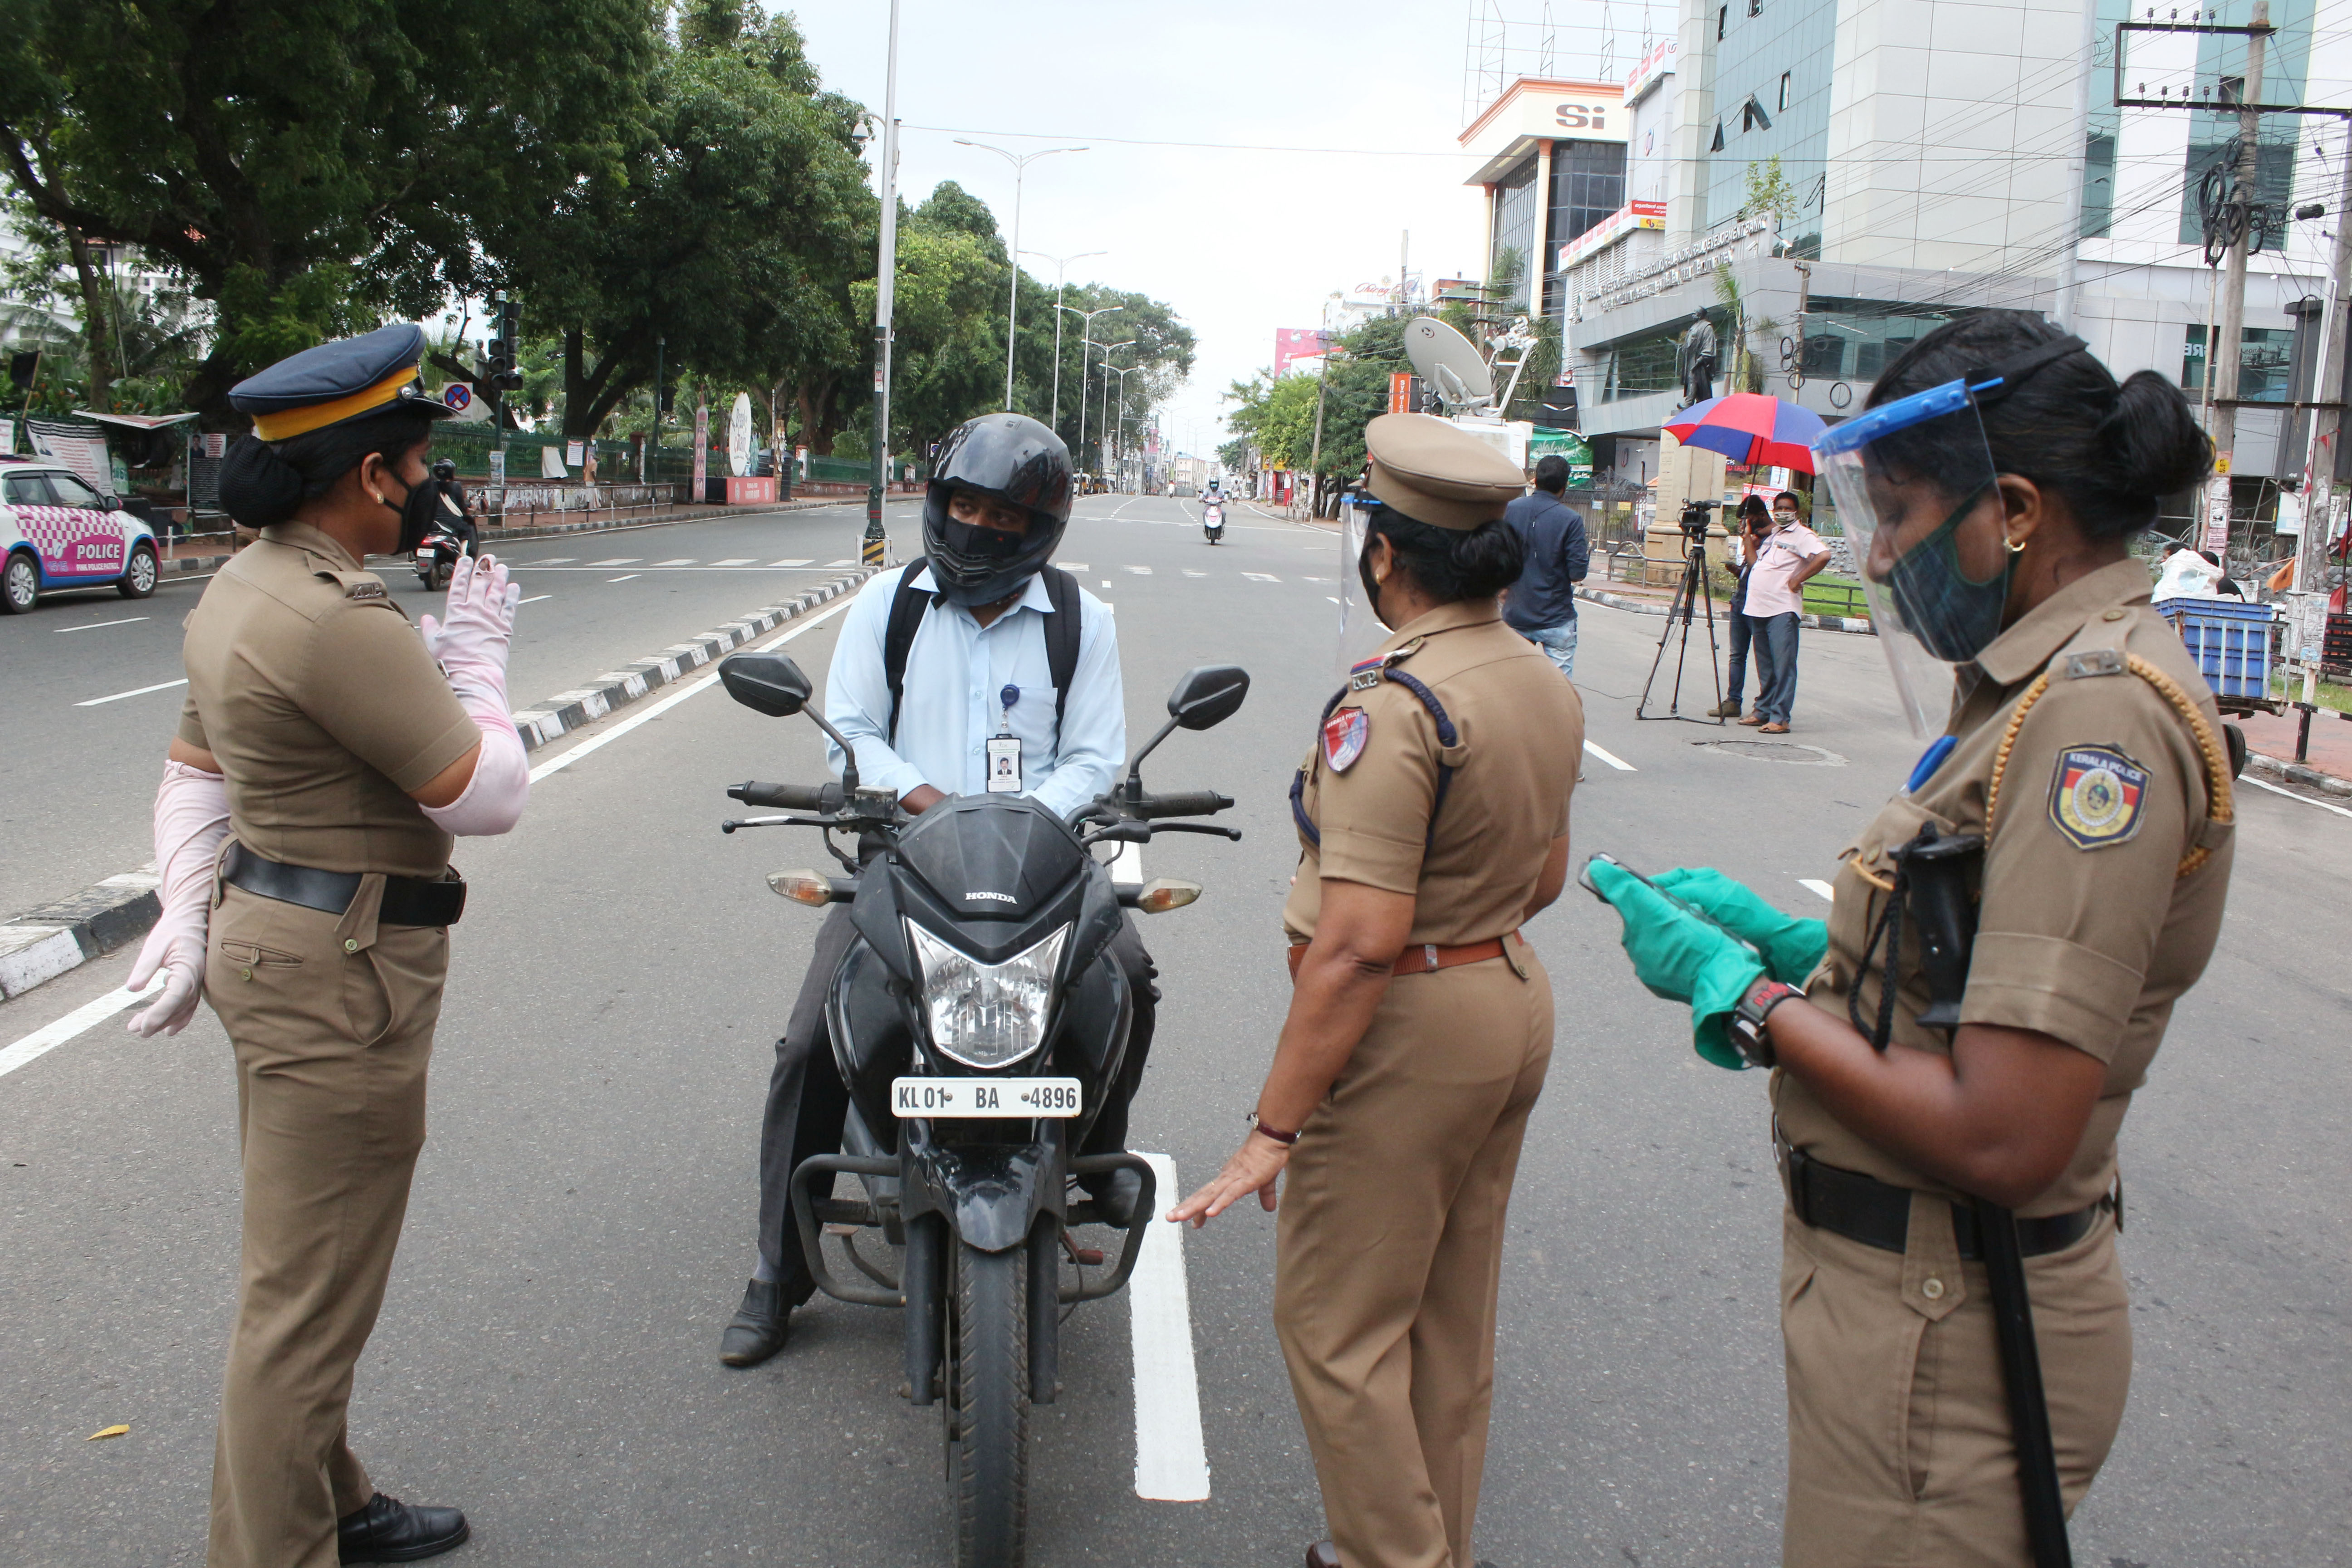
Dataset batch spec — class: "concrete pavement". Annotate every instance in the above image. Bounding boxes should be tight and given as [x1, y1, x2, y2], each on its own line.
[3, 493, 2347, 1566]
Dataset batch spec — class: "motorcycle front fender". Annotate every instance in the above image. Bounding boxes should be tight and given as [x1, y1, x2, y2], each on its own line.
[900, 1135, 1065, 1254]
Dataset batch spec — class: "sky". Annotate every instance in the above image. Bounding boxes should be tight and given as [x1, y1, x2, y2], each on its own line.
[781, 0, 1557, 460]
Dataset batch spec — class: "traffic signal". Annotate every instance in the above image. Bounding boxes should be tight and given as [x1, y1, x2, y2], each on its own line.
[486, 294, 523, 392]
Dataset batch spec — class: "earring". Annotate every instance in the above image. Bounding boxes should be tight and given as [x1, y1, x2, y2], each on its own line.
[2006, 536, 2026, 555]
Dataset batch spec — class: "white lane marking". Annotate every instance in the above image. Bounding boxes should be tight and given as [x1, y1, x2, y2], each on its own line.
[1130, 1151, 1210, 1502]
[528, 557, 577, 564]
[608, 574, 641, 583]
[1242, 573, 1279, 583]
[824, 558, 856, 566]
[587, 558, 640, 566]
[518, 594, 553, 605]
[654, 558, 697, 567]
[1303, 576, 1332, 583]
[76, 677, 188, 707]
[56, 616, 149, 632]
[1582, 740, 1636, 772]
[1326, 596, 1341, 605]
[1124, 565, 1152, 575]
[528, 594, 856, 782]
[1061, 562, 1089, 571]
[2242, 772, 2352, 821]
[1183, 570, 1208, 578]
[710, 558, 755, 567]
[1798, 878, 1837, 901]
[0, 985, 142, 1081]
[1101, 580, 1112, 588]
[770, 558, 813, 567]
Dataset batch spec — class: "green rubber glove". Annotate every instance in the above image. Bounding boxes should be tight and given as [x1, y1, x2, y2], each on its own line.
[1587, 860, 1765, 1071]
[1650, 867, 1828, 987]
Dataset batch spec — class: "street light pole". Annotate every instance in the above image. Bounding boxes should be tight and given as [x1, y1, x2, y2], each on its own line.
[956, 141, 1086, 412]
[864, 0, 902, 567]
[1022, 249, 1106, 431]
[1077, 333, 1132, 474]
[1060, 307, 1122, 452]
[1106, 362, 1140, 490]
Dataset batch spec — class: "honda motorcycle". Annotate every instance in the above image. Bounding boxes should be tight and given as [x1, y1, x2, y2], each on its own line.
[715, 651, 1249, 1568]
[1201, 500, 1225, 544]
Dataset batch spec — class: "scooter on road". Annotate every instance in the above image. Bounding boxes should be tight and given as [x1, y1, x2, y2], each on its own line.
[1201, 500, 1225, 544]
[714, 652, 1249, 1568]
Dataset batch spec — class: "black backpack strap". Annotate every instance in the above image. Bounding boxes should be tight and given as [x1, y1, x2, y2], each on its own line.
[1040, 565, 1082, 738]
[883, 559, 939, 745]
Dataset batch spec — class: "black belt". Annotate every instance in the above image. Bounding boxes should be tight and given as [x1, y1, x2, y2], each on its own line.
[223, 843, 467, 928]
[1782, 1142, 2109, 1260]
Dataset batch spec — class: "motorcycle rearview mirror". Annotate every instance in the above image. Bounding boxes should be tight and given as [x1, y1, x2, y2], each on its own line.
[1120, 664, 1250, 803]
[719, 652, 863, 792]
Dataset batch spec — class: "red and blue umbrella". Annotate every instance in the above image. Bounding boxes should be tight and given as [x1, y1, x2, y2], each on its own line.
[1663, 392, 1829, 473]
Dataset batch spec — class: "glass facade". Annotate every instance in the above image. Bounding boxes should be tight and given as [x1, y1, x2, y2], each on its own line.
[1545, 140, 1627, 318]
[2183, 324, 2295, 400]
[1693, 0, 1838, 249]
[1490, 159, 1541, 312]
[1602, 326, 1683, 402]
[1797, 300, 1981, 382]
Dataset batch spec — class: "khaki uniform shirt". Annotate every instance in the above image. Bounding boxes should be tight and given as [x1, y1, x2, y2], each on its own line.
[1774, 556, 2236, 1215]
[1284, 600, 1584, 946]
[177, 522, 478, 878]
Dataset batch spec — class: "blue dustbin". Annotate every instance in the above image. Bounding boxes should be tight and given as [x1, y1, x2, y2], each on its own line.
[2152, 596, 2278, 701]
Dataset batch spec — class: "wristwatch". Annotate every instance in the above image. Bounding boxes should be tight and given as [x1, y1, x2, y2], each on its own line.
[1727, 977, 1801, 1069]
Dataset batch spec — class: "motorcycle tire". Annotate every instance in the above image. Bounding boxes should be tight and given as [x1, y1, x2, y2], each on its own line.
[944, 1240, 1029, 1568]
[432, 561, 453, 591]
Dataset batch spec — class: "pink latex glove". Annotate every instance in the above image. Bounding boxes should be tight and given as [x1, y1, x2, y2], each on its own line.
[418, 552, 521, 714]
[126, 760, 230, 1038]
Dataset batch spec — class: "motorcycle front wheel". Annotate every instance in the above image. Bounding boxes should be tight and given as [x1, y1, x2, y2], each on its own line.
[945, 1240, 1029, 1568]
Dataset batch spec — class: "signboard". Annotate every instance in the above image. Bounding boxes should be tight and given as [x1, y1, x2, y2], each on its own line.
[488, 450, 506, 485]
[723, 475, 777, 506]
[692, 402, 710, 493]
[0, 418, 11, 455]
[1625, 38, 1677, 103]
[202, 432, 226, 459]
[1274, 328, 1324, 377]
[442, 383, 472, 412]
[728, 392, 753, 478]
[25, 419, 110, 491]
[1391, 372, 1414, 415]
[1558, 199, 1667, 271]
[565, 440, 585, 466]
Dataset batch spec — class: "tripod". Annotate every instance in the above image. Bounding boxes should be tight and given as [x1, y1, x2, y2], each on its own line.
[1636, 530, 1729, 724]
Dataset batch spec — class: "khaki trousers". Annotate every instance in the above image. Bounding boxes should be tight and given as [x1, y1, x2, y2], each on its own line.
[202, 881, 449, 1568]
[1780, 1201, 2132, 1567]
[1274, 951, 1553, 1568]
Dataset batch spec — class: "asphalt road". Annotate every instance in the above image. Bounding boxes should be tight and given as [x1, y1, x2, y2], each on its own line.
[0, 498, 922, 921]
[3, 493, 2347, 1566]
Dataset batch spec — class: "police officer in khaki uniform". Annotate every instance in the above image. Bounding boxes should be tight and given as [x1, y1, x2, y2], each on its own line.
[1593, 313, 2228, 1565]
[121, 324, 532, 1568]
[1172, 414, 1584, 1568]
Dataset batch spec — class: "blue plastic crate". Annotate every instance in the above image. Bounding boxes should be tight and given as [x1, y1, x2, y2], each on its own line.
[2152, 597, 2277, 699]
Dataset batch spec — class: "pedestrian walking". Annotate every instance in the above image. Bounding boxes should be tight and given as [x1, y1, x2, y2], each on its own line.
[1710, 495, 1771, 718]
[1499, 451, 1589, 678]
[1592, 313, 2227, 1565]
[122, 324, 530, 1568]
[1742, 489, 1831, 732]
[1172, 414, 1584, 1568]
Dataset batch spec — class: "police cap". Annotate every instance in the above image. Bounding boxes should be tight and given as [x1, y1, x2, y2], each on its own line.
[229, 323, 454, 442]
[1362, 412, 1526, 530]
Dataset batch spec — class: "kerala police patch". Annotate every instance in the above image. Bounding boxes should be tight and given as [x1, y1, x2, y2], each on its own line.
[1323, 707, 1370, 772]
[2048, 745, 2150, 849]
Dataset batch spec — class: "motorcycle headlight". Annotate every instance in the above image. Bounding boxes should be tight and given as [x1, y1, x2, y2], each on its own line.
[906, 921, 1068, 1070]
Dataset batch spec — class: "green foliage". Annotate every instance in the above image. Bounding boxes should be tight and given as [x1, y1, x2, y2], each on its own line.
[1740, 156, 1795, 225]
[1222, 312, 1406, 493]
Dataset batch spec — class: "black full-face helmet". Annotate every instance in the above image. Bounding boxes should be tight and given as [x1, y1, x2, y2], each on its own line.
[921, 413, 1073, 606]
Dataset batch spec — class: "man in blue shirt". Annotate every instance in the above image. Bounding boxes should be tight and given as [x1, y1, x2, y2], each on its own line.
[719, 413, 1154, 1367]
[1499, 453, 1590, 677]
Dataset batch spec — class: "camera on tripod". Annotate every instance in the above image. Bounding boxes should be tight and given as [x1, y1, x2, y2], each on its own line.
[1679, 498, 1724, 539]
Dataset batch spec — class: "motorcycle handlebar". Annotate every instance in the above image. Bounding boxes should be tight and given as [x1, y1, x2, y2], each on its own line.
[730, 780, 839, 812]
[1132, 790, 1234, 820]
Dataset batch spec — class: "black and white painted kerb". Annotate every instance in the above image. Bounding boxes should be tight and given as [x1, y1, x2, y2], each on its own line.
[0, 563, 881, 1004]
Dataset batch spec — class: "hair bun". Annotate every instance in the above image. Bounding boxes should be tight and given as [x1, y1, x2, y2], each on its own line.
[2096, 370, 2213, 501]
[218, 435, 306, 527]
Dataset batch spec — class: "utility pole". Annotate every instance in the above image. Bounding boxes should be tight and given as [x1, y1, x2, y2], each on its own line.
[2204, 0, 2268, 561]
[864, 0, 901, 568]
[2053, 0, 2100, 330]
[1308, 345, 1331, 518]
[2292, 122, 2352, 668]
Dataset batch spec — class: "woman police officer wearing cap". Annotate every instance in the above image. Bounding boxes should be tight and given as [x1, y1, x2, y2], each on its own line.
[1591, 312, 2231, 1564]
[1173, 414, 1584, 1568]
[121, 323, 529, 1568]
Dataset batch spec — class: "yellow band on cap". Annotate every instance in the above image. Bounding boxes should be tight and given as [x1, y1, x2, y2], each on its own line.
[250, 365, 422, 442]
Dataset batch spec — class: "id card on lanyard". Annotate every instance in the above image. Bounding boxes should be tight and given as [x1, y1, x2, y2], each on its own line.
[986, 682, 1023, 794]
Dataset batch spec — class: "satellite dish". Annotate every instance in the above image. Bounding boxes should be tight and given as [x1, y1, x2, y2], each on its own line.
[1404, 317, 1494, 415]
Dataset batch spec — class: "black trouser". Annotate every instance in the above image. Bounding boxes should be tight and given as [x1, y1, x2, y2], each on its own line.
[753, 905, 1160, 1300]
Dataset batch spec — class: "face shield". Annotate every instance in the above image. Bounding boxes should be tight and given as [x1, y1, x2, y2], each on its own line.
[1813, 379, 2012, 737]
[1334, 491, 1389, 676]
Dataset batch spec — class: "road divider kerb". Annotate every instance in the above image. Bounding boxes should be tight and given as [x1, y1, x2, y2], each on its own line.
[2244, 750, 2352, 800]
[0, 562, 882, 1008]
[1575, 584, 1874, 636]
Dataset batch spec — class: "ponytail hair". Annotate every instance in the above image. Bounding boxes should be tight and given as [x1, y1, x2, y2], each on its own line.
[1868, 310, 2211, 540]
[218, 404, 441, 527]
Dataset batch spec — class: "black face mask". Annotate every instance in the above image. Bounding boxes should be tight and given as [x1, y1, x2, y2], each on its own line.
[382, 472, 456, 554]
[940, 517, 1029, 563]
[1357, 533, 1392, 630]
[1886, 481, 2011, 662]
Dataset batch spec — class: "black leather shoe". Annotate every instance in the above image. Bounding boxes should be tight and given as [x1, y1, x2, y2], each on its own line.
[719, 1278, 790, 1367]
[338, 1492, 469, 1563]
[1081, 1167, 1144, 1228]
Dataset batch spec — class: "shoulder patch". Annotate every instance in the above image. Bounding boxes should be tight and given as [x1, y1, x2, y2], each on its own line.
[344, 579, 387, 601]
[2063, 649, 2124, 680]
[2047, 745, 2150, 849]
[1323, 707, 1370, 772]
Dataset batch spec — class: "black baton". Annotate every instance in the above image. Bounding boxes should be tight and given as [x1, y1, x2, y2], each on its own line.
[1891, 828, 2073, 1568]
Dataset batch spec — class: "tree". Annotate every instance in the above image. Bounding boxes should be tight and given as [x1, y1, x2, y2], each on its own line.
[1740, 156, 1796, 227]
[1, 0, 657, 422]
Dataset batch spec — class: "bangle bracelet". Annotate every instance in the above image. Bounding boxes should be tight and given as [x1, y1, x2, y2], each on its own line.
[1247, 1111, 1300, 1146]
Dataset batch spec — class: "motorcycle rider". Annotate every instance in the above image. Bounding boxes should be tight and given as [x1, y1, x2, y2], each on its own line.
[720, 411, 1157, 1368]
[422, 458, 478, 560]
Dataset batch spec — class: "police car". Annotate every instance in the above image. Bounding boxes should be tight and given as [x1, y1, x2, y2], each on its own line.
[0, 456, 161, 614]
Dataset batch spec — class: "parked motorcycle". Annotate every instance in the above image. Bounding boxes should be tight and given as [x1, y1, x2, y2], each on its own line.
[1201, 501, 1225, 544]
[714, 652, 1249, 1568]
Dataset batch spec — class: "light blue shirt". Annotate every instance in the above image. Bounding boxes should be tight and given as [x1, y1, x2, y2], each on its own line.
[823, 562, 1125, 820]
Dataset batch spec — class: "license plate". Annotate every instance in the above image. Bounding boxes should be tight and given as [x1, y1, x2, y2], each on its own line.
[890, 1077, 1082, 1119]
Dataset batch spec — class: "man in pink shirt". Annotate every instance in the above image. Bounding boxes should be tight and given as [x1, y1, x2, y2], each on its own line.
[1740, 490, 1831, 733]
